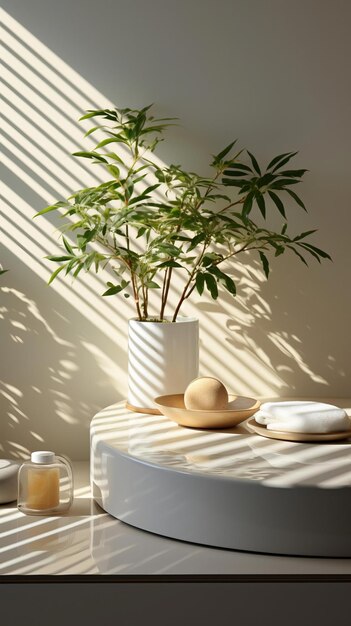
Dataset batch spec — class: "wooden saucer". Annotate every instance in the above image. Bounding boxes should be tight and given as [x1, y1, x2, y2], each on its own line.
[154, 394, 260, 429]
[246, 418, 351, 442]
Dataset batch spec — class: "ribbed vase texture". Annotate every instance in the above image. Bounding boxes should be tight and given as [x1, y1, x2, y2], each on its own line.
[127, 317, 199, 410]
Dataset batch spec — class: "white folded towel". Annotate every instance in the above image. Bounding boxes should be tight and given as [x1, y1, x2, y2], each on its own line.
[255, 401, 350, 434]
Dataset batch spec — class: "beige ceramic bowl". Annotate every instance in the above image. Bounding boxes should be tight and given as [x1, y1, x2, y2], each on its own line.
[154, 394, 260, 429]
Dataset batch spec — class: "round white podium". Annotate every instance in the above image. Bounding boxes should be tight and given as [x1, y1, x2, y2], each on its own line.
[90, 402, 351, 557]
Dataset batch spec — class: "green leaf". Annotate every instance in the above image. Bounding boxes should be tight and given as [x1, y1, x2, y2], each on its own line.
[104, 152, 124, 164]
[204, 273, 219, 299]
[96, 137, 124, 149]
[257, 173, 276, 188]
[182, 256, 197, 264]
[155, 169, 166, 182]
[84, 125, 102, 138]
[146, 280, 160, 288]
[255, 191, 266, 218]
[293, 229, 318, 242]
[222, 274, 236, 295]
[73, 263, 85, 278]
[196, 272, 205, 295]
[187, 233, 205, 251]
[259, 251, 270, 278]
[242, 191, 255, 218]
[137, 227, 147, 238]
[223, 163, 252, 173]
[46, 255, 73, 262]
[138, 104, 154, 115]
[0, 269, 9, 276]
[270, 179, 300, 189]
[208, 266, 236, 295]
[102, 279, 130, 296]
[278, 169, 308, 178]
[285, 189, 306, 211]
[34, 201, 68, 217]
[47, 265, 66, 285]
[139, 183, 160, 198]
[83, 226, 98, 243]
[79, 110, 110, 121]
[65, 259, 78, 275]
[102, 285, 124, 296]
[298, 246, 321, 263]
[298, 243, 331, 260]
[216, 214, 243, 229]
[247, 151, 261, 175]
[274, 246, 285, 257]
[157, 260, 183, 269]
[267, 152, 297, 171]
[212, 140, 237, 163]
[76, 234, 87, 251]
[72, 151, 108, 163]
[202, 253, 221, 267]
[106, 164, 120, 179]
[62, 237, 74, 255]
[287, 246, 308, 266]
[268, 191, 286, 218]
[84, 252, 96, 271]
[222, 170, 249, 178]
[271, 152, 298, 172]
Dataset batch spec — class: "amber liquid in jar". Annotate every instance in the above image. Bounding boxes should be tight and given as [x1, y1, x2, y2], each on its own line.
[26, 466, 60, 510]
[18, 451, 73, 515]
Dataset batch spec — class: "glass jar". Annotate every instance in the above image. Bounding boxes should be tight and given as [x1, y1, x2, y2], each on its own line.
[18, 451, 73, 515]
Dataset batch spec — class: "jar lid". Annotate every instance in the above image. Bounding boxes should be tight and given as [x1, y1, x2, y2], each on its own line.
[31, 451, 55, 464]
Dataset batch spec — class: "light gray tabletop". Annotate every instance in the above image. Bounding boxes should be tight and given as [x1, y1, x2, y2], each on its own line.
[2, 400, 351, 575]
[91, 401, 351, 489]
[0, 462, 351, 575]
[0, 462, 350, 575]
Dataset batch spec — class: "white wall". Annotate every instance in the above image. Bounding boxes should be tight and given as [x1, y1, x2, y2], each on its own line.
[1, 0, 350, 460]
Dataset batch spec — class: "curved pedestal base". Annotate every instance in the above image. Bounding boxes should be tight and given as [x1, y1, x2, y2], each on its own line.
[91, 402, 351, 557]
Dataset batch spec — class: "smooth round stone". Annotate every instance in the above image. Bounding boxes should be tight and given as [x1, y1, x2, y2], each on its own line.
[0, 459, 20, 503]
[184, 376, 229, 410]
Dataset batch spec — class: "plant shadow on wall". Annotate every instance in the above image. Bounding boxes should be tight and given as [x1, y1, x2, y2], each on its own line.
[196, 257, 336, 398]
[0, 266, 127, 460]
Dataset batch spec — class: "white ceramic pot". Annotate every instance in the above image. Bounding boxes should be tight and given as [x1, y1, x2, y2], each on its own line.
[126, 316, 199, 414]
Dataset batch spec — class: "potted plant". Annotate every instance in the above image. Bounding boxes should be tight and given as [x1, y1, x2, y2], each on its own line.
[36, 105, 330, 412]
